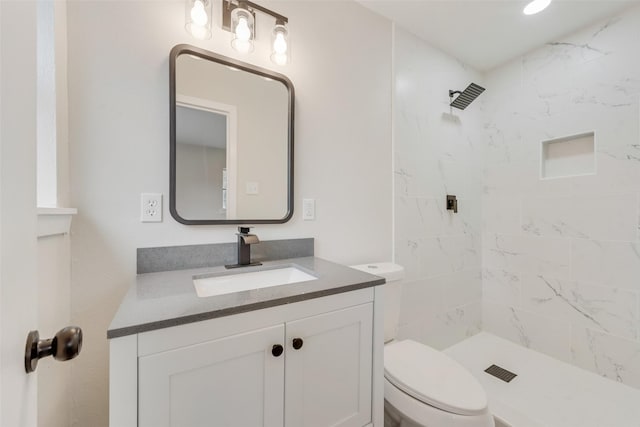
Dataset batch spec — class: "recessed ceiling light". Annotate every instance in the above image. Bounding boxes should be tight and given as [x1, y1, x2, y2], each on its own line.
[523, 0, 551, 15]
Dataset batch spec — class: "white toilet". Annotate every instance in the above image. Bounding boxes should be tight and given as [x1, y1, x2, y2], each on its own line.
[350, 263, 495, 427]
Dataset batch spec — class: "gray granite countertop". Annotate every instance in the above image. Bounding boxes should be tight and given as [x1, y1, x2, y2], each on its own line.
[107, 257, 384, 339]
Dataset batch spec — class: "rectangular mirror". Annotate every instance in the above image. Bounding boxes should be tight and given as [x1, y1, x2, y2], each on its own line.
[170, 44, 294, 224]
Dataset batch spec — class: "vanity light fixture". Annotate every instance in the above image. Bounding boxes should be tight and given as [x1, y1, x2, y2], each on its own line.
[185, 0, 212, 40]
[231, 2, 255, 53]
[271, 20, 289, 66]
[523, 0, 552, 15]
[222, 0, 290, 65]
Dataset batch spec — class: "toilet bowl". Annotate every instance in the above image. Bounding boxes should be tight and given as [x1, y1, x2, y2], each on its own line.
[384, 340, 494, 427]
[350, 263, 494, 427]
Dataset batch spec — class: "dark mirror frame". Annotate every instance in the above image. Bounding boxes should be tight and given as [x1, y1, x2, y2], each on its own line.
[169, 44, 295, 225]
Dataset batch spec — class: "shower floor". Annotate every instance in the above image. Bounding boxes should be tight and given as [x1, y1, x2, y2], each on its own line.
[444, 332, 640, 427]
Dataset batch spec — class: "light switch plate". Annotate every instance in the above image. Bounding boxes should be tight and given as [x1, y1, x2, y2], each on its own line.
[246, 182, 259, 195]
[303, 198, 315, 220]
[141, 193, 162, 222]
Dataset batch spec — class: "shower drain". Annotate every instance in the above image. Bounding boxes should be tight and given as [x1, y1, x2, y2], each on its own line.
[484, 364, 517, 383]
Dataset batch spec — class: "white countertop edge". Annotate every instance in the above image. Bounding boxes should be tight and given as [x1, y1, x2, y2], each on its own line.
[37, 207, 78, 238]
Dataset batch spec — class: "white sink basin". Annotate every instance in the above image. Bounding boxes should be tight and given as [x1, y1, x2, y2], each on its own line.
[193, 266, 317, 298]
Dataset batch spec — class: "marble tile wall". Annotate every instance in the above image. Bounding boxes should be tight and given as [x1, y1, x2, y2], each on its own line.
[481, 6, 640, 389]
[393, 28, 484, 350]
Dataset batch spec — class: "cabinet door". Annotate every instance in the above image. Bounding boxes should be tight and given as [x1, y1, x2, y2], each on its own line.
[285, 303, 373, 427]
[139, 324, 285, 427]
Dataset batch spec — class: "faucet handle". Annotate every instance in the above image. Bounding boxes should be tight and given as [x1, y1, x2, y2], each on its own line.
[237, 226, 259, 244]
[240, 234, 260, 245]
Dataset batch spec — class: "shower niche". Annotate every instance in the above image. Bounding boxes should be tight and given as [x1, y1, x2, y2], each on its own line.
[540, 131, 595, 179]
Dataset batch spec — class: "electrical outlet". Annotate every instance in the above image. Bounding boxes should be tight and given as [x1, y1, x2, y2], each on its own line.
[302, 198, 315, 220]
[141, 193, 162, 222]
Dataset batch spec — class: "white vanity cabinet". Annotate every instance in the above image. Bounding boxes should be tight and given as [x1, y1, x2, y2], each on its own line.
[138, 324, 286, 427]
[284, 303, 373, 427]
[109, 286, 383, 427]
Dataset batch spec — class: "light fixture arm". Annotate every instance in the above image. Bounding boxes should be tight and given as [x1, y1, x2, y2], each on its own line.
[222, 0, 287, 31]
[241, 0, 287, 24]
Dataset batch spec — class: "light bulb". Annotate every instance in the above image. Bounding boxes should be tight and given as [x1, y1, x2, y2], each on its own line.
[235, 16, 251, 41]
[190, 0, 208, 26]
[273, 32, 287, 54]
[523, 0, 551, 15]
[270, 23, 289, 65]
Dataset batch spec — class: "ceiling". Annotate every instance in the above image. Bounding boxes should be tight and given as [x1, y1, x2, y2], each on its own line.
[357, 0, 637, 71]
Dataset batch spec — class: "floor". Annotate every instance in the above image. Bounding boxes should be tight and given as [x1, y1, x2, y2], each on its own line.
[444, 332, 640, 427]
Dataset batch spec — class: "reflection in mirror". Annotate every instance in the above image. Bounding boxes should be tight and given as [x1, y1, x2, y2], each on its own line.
[176, 102, 229, 219]
[170, 45, 294, 224]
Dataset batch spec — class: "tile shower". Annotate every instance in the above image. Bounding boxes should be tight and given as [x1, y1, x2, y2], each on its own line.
[394, 4, 640, 390]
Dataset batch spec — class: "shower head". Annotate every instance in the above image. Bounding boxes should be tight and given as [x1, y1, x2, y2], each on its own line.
[449, 83, 485, 110]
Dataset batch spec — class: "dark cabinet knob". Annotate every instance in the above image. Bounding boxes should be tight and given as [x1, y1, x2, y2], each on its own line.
[271, 344, 284, 357]
[292, 338, 303, 350]
[25, 326, 83, 373]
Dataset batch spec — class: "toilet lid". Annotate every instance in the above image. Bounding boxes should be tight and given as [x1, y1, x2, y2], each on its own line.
[384, 340, 488, 416]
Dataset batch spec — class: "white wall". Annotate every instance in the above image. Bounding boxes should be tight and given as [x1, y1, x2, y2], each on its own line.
[66, 1, 392, 425]
[393, 27, 484, 349]
[482, 5, 640, 389]
[37, 234, 72, 427]
[34, 1, 74, 424]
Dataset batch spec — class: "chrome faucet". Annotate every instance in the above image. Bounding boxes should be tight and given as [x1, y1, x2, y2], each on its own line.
[226, 226, 262, 269]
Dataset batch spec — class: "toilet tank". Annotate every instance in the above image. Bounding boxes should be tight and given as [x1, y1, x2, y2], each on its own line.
[350, 263, 404, 343]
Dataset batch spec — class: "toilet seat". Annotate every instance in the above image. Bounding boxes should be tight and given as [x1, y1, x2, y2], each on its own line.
[384, 340, 488, 416]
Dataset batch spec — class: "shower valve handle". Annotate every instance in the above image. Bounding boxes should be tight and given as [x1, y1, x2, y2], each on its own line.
[446, 195, 458, 213]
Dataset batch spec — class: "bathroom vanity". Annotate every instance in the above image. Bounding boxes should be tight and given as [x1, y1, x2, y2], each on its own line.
[108, 256, 385, 427]
[108, 42, 387, 426]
